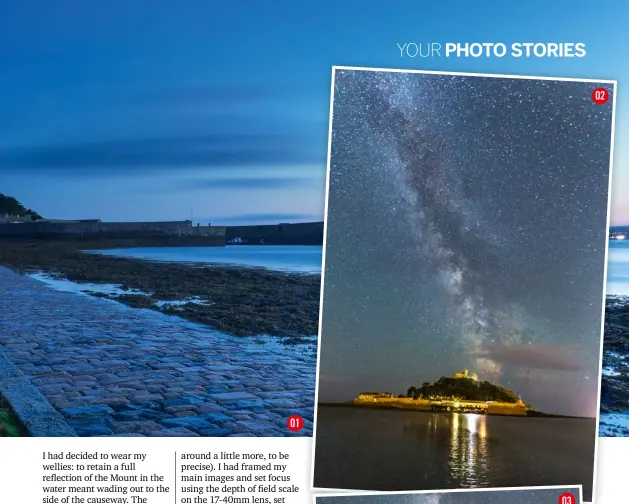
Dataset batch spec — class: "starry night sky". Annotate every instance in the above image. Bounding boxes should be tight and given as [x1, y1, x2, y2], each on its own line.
[318, 69, 614, 417]
[317, 489, 580, 504]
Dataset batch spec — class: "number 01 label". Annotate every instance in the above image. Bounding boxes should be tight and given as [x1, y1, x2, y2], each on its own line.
[287, 414, 304, 432]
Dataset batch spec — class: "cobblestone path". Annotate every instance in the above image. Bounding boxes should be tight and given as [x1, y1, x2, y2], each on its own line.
[0, 267, 316, 437]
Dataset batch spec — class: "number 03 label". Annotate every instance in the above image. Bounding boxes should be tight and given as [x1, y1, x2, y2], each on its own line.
[559, 492, 575, 504]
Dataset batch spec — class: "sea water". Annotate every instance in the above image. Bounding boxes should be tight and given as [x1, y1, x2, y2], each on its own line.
[607, 240, 629, 295]
[87, 245, 323, 274]
[314, 407, 596, 500]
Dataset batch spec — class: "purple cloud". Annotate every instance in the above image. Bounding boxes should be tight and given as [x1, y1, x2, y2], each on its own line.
[475, 342, 586, 372]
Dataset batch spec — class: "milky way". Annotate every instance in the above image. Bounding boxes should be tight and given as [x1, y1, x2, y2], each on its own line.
[318, 69, 614, 416]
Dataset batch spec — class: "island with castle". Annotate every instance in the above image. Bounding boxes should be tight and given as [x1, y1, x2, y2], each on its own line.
[351, 369, 530, 416]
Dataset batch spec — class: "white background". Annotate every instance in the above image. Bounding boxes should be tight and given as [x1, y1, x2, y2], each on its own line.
[0, 437, 312, 504]
[0, 437, 626, 503]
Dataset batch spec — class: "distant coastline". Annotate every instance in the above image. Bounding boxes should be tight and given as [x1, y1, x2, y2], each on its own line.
[0, 218, 325, 247]
[317, 401, 594, 420]
[609, 225, 629, 240]
[0, 194, 323, 339]
[319, 371, 595, 420]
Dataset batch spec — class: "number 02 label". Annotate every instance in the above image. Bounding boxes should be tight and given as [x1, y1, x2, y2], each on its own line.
[592, 88, 609, 104]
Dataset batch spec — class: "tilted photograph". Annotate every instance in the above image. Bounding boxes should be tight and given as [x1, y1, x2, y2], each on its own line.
[599, 227, 629, 436]
[313, 67, 616, 502]
[315, 488, 582, 504]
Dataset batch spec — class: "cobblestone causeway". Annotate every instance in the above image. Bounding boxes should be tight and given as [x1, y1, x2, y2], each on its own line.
[0, 267, 316, 437]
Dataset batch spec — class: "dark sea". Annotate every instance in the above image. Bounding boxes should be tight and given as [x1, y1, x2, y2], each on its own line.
[314, 406, 596, 501]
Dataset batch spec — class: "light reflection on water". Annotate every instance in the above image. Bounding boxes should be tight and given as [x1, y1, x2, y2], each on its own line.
[407, 412, 491, 487]
[448, 413, 489, 487]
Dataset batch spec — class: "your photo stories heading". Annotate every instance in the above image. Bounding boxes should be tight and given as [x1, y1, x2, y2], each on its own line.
[397, 42, 587, 58]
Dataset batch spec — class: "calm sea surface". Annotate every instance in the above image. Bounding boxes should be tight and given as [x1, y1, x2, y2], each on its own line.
[89, 245, 323, 273]
[607, 240, 629, 295]
[314, 407, 595, 501]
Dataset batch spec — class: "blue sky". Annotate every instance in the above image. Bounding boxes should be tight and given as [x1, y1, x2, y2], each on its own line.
[0, 0, 627, 225]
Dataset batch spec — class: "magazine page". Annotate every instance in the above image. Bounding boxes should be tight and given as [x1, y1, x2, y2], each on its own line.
[0, 2, 627, 504]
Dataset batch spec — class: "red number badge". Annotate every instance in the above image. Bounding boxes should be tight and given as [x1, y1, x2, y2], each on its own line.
[559, 492, 575, 504]
[592, 88, 609, 104]
[287, 415, 304, 432]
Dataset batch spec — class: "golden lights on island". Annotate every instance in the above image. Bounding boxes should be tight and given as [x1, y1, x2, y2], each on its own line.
[354, 369, 527, 416]
[452, 368, 479, 381]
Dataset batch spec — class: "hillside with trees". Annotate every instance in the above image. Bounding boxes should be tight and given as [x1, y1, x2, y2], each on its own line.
[407, 376, 521, 403]
[0, 194, 42, 220]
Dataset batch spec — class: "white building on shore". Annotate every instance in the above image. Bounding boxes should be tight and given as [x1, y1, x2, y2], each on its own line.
[0, 214, 33, 223]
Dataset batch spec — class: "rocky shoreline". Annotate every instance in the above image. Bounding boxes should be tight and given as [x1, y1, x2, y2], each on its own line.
[599, 295, 629, 435]
[0, 239, 321, 341]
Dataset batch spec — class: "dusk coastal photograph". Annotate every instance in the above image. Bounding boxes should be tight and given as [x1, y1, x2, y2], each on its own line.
[313, 68, 615, 501]
[0, 7, 326, 438]
[599, 228, 629, 436]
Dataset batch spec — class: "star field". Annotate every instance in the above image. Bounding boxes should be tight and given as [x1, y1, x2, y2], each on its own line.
[318, 69, 614, 416]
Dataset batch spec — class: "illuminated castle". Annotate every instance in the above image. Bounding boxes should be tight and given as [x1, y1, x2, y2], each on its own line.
[452, 368, 479, 381]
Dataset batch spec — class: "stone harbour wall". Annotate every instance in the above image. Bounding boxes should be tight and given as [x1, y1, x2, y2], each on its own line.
[226, 221, 324, 245]
[0, 220, 194, 236]
[190, 225, 227, 237]
[0, 220, 227, 245]
[486, 403, 527, 416]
